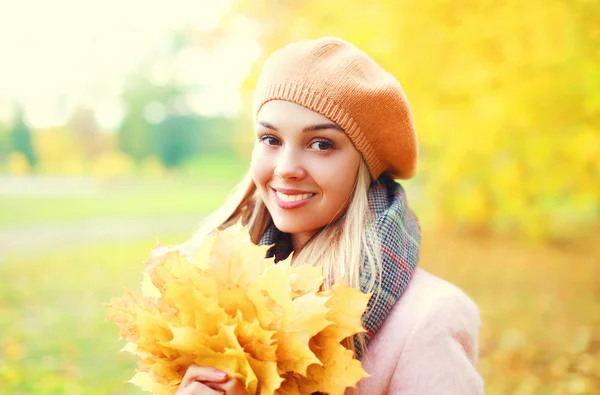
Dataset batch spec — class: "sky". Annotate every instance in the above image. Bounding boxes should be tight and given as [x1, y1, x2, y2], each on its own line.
[0, 0, 262, 129]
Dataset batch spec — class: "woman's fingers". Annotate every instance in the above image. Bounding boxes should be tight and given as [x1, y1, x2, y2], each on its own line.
[204, 377, 246, 395]
[203, 381, 228, 393]
[177, 365, 247, 394]
[183, 381, 225, 395]
[180, 365, 228, 386]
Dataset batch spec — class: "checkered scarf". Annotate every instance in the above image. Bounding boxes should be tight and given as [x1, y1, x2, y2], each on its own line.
[258, 173, 421, 359]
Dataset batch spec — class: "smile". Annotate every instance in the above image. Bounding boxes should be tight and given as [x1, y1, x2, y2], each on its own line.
[271, 188, 316, 209]
[275, 191, 314, 202]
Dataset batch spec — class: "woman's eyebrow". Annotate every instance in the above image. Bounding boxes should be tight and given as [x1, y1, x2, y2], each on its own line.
[257, 121, 344, 133]
[302, 123, 344, 133]
[256, 121, 274, 130]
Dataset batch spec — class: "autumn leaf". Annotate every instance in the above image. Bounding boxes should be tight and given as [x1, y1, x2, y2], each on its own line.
[276, 292, 331, 374]
[258, 260, 293, 313]
[303, 334, 370, 395]
[130, 372, 174, 395]
[247, 287, 283, 329]
[247, 356, 284, 395]
[106, 223, 368, 394]
[277, 372, 303, 395]
[234, 316, 278, 361]
[289, 264, 324, 298]
[319, 280, 370, 342]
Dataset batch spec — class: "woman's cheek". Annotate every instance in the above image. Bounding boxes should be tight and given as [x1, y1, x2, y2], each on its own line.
[319, 155, 359, 194]
[250, 148, 272, 187]
[308, 159, 340, 187]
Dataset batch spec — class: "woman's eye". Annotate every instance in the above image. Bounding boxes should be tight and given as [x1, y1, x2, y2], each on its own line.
[310, 140, 334, 151]
[260, 136, 281, 146]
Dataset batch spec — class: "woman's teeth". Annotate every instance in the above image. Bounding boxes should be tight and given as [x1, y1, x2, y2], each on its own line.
[275, 191, 314, 202]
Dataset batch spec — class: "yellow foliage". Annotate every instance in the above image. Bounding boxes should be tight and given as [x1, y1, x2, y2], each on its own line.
[6, 152, 31, 175]
[33, 126, 86, 175]
[230, 0, 600, 241]
[91, 150, 136, 180]
[106, 224, 370, 394]
[419, 229, 600, 394]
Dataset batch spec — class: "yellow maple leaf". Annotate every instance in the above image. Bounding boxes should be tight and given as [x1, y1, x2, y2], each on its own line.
[284, 292, 331, 336]
[141, 355, 192, 387]
[303, 334, 370, 395]
[234, 316, 278, 361]
[247, 356, 284, 395]
[318, 280, 370, 342]
[193, 347, 251, 385]
[129, 372, 173, 395]
[105, 291, 141, 341]
[205, 324, 244, 353]
[141, 272, 162, 298]
[120, 342, 142, 356]
[289, 264, 324, 298]
[106, 224, 368, 394]
[208, 225, 271, 289]
[269, 266, 331, 375]
[161, 325, 210, 354]
[258, 261, 293, 313]
[217, 287, 258, 321]
[162, 280, 226, 334]
[145, 248, 189, 293]
[276, 372, 303, 395]
[247, 287, 283, 329]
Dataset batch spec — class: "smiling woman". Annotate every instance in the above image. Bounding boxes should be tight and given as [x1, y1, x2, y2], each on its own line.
[177, 37, 484, 394]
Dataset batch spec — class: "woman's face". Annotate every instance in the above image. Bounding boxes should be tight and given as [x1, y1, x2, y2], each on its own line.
[251, 100, 361, 238]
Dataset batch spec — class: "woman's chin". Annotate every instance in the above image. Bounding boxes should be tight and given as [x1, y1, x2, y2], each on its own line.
[271, 218, 319, 235]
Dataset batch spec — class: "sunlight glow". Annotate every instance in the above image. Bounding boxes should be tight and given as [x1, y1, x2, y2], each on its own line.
[0, 0, 260, 128]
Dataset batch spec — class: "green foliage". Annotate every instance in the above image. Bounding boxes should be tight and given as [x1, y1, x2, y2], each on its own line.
[118, 72, 181, 163]
[117, 70, 238, 168]
[116, 29, 239, 169]
[9, 107, 37, 169]
[0, 123, 10, 167]
[151, 115, 204, 168]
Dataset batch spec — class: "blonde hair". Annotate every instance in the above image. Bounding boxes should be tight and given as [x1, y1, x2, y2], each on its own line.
[183, 159, 383, 354]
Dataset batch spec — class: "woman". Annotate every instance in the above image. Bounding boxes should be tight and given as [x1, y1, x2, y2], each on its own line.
[176, 37, 484, 394]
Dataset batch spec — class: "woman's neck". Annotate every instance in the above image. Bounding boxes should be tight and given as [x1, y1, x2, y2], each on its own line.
[291, 231, 317, 254]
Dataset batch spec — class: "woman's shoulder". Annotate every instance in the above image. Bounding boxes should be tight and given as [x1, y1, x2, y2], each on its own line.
[382, 268, 481, 347]
[363, 268, 481, 363]
[357, 269, 483, 394]
[397, 268, 480, 324]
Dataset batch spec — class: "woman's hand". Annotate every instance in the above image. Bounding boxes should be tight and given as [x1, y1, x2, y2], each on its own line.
[175, 365, 247, 395]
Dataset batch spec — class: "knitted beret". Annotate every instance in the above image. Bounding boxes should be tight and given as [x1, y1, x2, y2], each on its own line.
[253, 37, 418, 180]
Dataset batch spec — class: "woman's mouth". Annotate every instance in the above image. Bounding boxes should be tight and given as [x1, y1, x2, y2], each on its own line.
[271, 188, 316, 209]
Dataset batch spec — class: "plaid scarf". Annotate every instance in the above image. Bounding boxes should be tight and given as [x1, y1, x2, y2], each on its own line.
[258, 174, 421, 358]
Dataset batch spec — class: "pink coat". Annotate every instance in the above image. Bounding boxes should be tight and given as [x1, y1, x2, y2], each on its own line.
[352, 268, 485, 394]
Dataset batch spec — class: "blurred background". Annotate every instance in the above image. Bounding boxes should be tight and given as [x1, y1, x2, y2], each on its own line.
[0, 0, 598, 394]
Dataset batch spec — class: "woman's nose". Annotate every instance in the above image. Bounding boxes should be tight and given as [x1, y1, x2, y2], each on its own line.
[274, 148, 307, 180]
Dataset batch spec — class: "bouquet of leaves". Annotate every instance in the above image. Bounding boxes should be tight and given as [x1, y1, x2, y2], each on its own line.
[105, 225, 370, 395]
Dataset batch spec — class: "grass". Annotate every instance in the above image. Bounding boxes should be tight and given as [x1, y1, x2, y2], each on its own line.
[0, 233, 190, 395]
[0, 227, 598, 394]
[0, 154, 248, 229]
[0, 177, 239, 229]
